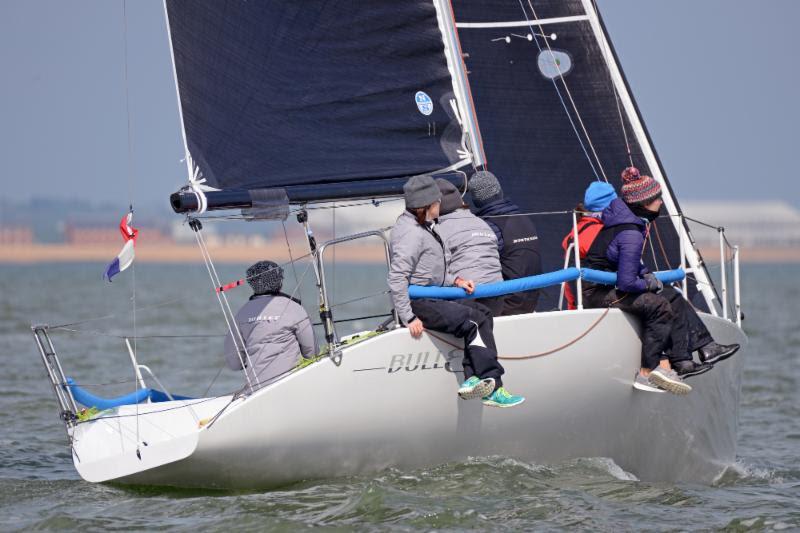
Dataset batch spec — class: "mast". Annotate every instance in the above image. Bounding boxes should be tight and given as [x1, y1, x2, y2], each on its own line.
[433, 0, 485, 168]
[580, 0, 718, 314]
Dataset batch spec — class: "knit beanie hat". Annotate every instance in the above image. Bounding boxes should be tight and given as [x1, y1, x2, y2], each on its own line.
[583, 181, 618, 212]
[247, 260, 283, 295]
[468, 170, 503, 207]
[620, 166, 662, 205]
[436, 178, 463, 215]
[404, 175, 441, 209]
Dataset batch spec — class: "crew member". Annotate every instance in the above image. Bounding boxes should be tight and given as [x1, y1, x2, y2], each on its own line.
[388, 175, 524, 408]
[435, 178, 504, 316]
[469, 171, 543, 315]
[224, 260, 317, 388]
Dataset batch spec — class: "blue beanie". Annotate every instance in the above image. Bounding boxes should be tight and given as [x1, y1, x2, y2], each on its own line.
[583, 181, 617, 212]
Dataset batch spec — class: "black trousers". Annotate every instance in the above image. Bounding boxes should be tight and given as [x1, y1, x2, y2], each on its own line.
[476, 296, 505, 317]
[584, 286, 674, 370]
[411, 298, 505, 387]
[659, 286, 714, 361]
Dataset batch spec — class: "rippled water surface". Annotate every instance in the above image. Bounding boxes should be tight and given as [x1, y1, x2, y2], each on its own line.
[1, 263, 797, 531]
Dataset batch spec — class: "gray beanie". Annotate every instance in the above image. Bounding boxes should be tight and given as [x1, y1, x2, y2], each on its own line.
[247, 260, 283, 295]
[469, 170, 503, 207]
[436, 178, 463, 215]
[404, 175, 441, 209]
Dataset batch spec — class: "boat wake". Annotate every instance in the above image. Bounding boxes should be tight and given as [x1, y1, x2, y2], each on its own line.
[714, 460, 784, 486]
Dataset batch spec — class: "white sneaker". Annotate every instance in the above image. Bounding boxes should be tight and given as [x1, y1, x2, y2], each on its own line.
[633, 372, 666, 393]
[649, 368, 692, 395]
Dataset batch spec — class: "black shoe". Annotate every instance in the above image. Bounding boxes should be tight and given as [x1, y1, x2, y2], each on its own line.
[673, 360, 714, 379]
[698, 342, 740, 365]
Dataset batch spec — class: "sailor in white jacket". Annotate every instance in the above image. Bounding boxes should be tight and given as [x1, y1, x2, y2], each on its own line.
[224, 260, 317, 389]
[387, 175, 524, 408]
[435, 178, 504, 316]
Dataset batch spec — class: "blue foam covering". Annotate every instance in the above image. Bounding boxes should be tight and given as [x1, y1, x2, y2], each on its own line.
[408, 267, 685, 300]
[65, 378, 193, 411]
[409, 268, 581, 300]
[580, 268, 686, 286]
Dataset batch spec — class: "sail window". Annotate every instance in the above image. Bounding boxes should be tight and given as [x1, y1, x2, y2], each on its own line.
[537, 50, 573, 79]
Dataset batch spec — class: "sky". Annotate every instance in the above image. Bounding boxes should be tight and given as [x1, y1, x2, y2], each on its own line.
[1, 0, 799, 214]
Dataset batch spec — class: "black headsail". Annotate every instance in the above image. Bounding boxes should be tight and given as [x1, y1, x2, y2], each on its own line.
[165, 0, 481, 212]
[450, 0, 717, 311]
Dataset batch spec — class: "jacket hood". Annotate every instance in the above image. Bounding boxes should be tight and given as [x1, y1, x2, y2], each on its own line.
[474, 198, 519, 217]
[601, 198, 645, 228]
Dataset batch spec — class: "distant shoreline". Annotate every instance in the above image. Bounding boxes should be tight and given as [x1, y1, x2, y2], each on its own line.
[0, 243, 388, 264]
[1, 244, 798, 264]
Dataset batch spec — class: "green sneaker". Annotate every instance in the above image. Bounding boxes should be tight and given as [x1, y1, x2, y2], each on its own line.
[482, 387, 525, 408]
[458, 376, 495, 400]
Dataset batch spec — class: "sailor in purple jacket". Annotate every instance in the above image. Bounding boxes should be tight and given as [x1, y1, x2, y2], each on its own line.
[582, 169, 739, 394]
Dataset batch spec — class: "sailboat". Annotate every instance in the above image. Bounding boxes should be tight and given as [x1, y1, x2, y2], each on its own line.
[33, 0, 747, 489]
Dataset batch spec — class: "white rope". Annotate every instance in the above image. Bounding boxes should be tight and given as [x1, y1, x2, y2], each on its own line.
[192, 225, 260, 390]
[516, 0, 608, 182]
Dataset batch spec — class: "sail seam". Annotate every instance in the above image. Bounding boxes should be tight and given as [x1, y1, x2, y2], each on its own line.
[456, 15, 589, 29]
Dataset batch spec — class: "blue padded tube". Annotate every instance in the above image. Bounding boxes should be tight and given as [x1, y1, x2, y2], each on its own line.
[580, 268, 685, 286]
[66, 378, 149, 411]
[407, 268, 685, 301]
[408, 268, 580, 300]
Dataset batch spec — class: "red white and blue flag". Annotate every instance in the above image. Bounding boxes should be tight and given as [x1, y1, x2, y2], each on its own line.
[103, 212, 139, 282]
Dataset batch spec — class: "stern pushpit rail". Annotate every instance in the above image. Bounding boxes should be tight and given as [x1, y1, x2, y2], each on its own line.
[32, 324, 78, 426]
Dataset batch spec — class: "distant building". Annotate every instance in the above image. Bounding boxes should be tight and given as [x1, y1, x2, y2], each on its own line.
[64, 224, 173, 245]
[681, 201, 800, 247]
[0, 225, 34, 245]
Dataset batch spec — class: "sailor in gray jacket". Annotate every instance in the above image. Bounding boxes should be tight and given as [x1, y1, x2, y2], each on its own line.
[224, 260, 317, 389]
[435, 178, 504, 316]
[387, 175, 524, 408]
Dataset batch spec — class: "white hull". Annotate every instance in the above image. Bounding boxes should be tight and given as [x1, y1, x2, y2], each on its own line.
[70, 309, 746, 489]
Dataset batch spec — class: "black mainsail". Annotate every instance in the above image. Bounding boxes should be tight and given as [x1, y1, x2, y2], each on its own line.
[166, 0, 481, 209]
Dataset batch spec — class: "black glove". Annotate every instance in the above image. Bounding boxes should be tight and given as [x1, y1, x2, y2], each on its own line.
[644, 273, 663, 294]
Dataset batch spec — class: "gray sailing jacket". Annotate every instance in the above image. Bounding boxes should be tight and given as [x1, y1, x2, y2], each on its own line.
[437, 209, 503, 285]
[224, 294, 317, 387]
[388, 211, 455, 324]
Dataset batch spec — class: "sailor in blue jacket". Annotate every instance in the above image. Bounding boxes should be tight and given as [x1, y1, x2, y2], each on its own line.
[582, 169, 739, 394]
[582, 170, 690, 394]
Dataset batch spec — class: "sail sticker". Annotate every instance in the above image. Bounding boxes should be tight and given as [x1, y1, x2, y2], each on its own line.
[537, 50, 573, 79]
[415, 91, 434, 116]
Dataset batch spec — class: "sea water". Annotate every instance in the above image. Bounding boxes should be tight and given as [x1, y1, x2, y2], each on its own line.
[0, 262, 797, 531]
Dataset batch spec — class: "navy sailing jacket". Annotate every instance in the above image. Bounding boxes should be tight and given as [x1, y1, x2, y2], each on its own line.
[588, 198, 650, 293]
[475, 198, 542, 313]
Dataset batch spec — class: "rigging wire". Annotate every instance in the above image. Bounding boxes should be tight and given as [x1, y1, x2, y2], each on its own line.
[590, 0, 634, 168]
[119, 0, 142, 454]
[517, 0, 607, 182]
[197, 227, 260, 389]
[282, 220, 300, 288]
